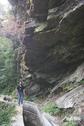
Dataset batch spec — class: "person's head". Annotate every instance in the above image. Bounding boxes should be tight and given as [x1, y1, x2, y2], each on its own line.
[19, 79, 23, 86]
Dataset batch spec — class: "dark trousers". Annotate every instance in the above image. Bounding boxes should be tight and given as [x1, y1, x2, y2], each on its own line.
[18, 92, 24, 105]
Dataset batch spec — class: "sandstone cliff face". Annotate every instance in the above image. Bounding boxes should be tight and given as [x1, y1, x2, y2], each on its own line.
[9, 0, 84, 96]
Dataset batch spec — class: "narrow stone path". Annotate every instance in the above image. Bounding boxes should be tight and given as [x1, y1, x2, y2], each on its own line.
[11, 106, 24, 126]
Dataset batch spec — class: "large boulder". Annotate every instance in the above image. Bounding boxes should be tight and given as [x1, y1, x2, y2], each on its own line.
[23, 102, 57, 126]
[55, 85, 84, 108]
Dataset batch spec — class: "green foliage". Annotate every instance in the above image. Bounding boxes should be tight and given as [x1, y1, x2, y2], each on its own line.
[0, 102, 15, 126]
[63, 83, 74, 92]
[64, 121, 76, 126]
[42, 102, 74, 117]
[62, 82, 80, 93]
[42, 102, 61, 116]
[24, 79, 29, 86]
[80, 79, 84, 85]
[24, 96, 30, 101]
[0, 37, 17, 94]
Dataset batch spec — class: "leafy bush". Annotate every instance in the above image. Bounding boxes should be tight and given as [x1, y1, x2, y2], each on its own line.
[64, 121, 76, 126]
[0, 102, 15, 126]
[42, 102, 61, 116]
[80, 79, 84, 85]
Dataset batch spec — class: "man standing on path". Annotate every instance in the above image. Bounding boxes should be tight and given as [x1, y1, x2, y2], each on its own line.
[17, 79, 25, 106]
